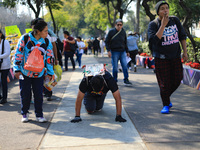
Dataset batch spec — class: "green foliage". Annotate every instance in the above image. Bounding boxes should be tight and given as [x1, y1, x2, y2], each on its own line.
[123, 10, 136, 32]
[137, 38, 200, 63]
[138, 42, 151, 55]
[169, 0, 200, 25]
[3, 0, 63, 18]
[186, 38, 200, 62]
[84, 0, 109, 36]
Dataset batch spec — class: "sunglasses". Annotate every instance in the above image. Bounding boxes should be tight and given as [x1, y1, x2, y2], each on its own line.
[117, 24, 123, 26]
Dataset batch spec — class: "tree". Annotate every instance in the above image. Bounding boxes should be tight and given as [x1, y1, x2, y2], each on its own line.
[141, 0, 160, 21]
[84, 0, 109, 37]
[135, 0, 141, 33]
[45, 0, 86, 37]
[123, 10, 136, 31]
[169, 0, 200, 62]
[0, 5, 32, 34]
[3, 0, 63, 19]
[99, 0, 134, 27]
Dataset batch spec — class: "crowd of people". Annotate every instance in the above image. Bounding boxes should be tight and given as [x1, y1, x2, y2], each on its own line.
[0, 1, 188, 124]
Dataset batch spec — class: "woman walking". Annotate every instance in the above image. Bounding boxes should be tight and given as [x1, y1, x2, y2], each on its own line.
[0, 30, 10, 104]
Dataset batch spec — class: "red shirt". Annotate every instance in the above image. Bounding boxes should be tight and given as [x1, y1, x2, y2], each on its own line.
[63, 36, 74, 51]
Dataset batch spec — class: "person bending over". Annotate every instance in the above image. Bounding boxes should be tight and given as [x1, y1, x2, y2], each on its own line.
[71, 71, 126, 123]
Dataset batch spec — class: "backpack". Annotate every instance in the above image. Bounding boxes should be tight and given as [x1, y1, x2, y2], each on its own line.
[23, 34, 49, 72]
[148, 16, 179, 53]
[69, 40, 78, 53]
[0, 39, 5, 69]
[23, 33, 49, 47]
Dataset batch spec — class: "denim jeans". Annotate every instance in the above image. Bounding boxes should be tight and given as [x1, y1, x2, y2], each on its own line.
[77, 53, 82, 67]
[83, 93, 107, 112]
[111, 51, 129, 82]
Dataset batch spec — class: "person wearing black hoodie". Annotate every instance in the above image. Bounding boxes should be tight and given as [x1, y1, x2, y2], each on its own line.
[148, 1, 188, 114]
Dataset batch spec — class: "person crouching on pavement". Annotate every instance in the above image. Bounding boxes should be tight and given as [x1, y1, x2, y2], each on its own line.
[71, 70, 126, 123]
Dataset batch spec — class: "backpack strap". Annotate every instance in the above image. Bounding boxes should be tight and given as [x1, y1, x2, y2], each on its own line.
[1, 39, 4, 55]
[24, 34, 29, 46]
[0, 39, 5, 66]
[24, 33, 49, 48]
[153, 18, 160, 28]
[86, 75, 108, 88]
[44, 38, 49, 48]
[101, 76, 108, 88]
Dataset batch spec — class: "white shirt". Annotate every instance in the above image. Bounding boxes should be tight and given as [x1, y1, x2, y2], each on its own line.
[100, 40, 105, 49]
[0, 39, 10, 70]
[77, 41, 85, 54]
[47, 34, 57, 43]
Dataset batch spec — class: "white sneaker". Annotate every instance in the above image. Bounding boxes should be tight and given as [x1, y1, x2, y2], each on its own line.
[21, 113, 29, 123]
[36, 117, 47, 123]
[79, 66, 81, 69]
[129, 67, 132, 70]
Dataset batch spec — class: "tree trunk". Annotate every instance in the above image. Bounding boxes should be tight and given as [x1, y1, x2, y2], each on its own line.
[48, 5, 56, 34]
[136, 0, 141, 33]
[142, 0, 156, 21]
[179, 0, 198, 62]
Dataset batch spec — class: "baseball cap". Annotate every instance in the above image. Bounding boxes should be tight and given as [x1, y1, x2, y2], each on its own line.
[128, 31, 133, 35]
[115, 19, 123, 24]
[155, 1, 169, 15]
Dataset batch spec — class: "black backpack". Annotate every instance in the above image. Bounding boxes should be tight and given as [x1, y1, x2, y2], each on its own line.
[23, 33, 49, 47]
[69, 40, 78, 53]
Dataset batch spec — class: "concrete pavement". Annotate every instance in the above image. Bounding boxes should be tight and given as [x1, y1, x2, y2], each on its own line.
[1, 54, 200, 150]
[39, 55, 148, 150]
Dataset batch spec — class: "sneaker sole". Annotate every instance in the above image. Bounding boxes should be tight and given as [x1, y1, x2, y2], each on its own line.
[123, 83, 133, 87]
[21, 119, 29, 123]
[36, 120, 47, 123]
[160, 111, 170, 114]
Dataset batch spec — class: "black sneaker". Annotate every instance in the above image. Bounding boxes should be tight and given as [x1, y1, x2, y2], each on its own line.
[134, 67, 137, 72]
[0, 98, 7, 104]
[124, 79, 132, 86]
[46, 96, 52, 101]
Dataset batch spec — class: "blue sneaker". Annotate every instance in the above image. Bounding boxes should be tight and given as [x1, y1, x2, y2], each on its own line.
[169, 102, 173, 108]
[161, 106, 169, 114]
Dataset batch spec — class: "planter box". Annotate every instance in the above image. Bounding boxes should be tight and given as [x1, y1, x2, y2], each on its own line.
[182, 65, 200, 90]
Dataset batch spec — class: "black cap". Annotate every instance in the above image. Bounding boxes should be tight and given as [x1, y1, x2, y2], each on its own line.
[155, 1, 169, 15]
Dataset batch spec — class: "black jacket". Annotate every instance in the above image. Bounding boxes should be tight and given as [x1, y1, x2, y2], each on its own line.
[148, 16, 187, 59]
[105, 28, 128, 52]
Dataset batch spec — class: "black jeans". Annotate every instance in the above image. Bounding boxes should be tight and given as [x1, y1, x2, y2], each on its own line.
[64, 51, 75, 70]
[0, 69, 9, 99]
[128, 50, 138, 67]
